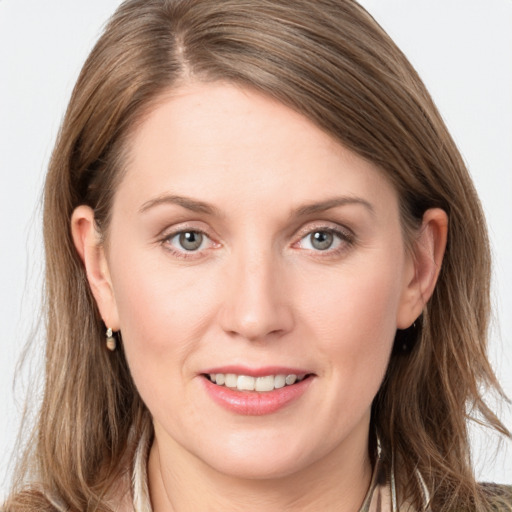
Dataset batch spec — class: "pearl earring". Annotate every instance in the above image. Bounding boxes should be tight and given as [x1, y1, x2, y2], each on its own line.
[106, 327, 117, 351]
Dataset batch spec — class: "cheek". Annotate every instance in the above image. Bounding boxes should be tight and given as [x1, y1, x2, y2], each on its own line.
[299, 269, 400, 435]
[303, 261, 401, 340]
[111, 245, 213, 329]
[107, 247, 221, 388]
[296, 252, 404, 386]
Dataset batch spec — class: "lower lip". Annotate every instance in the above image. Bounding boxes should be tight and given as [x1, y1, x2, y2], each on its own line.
[202, 376, 313, 415]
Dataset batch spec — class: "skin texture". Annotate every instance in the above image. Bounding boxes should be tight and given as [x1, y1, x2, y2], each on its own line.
[72, 82, 447, 511]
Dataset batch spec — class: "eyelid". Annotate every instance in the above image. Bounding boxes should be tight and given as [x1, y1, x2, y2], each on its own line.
[293, 221, 355, 242]
[292, 221, 356, 253]
[158, 222, 221, 259]
[156, 220, 355, 260]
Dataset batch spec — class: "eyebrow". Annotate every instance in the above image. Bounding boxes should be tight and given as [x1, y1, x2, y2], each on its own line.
[139, 194, 221, 216]
[139, 194, 374, 218]
[291, 197, 375, 218]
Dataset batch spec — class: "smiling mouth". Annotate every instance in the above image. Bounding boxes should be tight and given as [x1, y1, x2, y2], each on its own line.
[204, 373, 311, 392]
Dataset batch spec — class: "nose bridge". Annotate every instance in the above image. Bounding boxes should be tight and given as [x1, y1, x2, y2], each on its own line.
[220, 240, 293, 341]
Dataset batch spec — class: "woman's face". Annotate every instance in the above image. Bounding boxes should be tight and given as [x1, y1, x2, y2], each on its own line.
[96, 82, 420, 479]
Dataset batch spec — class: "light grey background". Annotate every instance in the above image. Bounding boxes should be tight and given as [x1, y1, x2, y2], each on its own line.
[1, 0, 511, 495]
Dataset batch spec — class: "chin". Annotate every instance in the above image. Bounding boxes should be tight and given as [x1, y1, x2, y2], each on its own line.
[208, 452, 310, 481]
[193, 429, 329, 481]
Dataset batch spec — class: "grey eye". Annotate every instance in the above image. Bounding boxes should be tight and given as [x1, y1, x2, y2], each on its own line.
[178, 231, 204, 251]
[310, 231, 334, 250]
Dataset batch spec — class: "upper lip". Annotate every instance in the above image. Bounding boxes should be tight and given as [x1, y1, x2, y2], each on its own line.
[201, 365, 314, 377]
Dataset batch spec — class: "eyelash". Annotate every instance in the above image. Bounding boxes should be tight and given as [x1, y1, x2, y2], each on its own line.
[160, 224, 355, 260]
[161, 228, 216, 260]
[294, 225, 355, 257]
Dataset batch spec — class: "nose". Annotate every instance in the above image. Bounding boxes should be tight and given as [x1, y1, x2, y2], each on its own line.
[218, 249, 295, 342]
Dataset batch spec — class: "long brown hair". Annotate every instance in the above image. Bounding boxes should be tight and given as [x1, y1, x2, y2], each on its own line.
[5, 1, 510, 510]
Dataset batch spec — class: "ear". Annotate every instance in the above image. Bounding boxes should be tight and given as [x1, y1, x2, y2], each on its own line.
[396, 208, 448, 329]
[71, 205, 120, 330]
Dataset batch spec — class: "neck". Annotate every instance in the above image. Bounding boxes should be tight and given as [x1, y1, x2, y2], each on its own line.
[148, 425, 373, 512]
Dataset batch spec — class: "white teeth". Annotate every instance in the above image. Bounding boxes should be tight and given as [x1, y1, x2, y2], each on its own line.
[225, 374, 237, 388]
[255, 375, 275, 392]
[274, 375, 286, 389]
[285, 374, 297, 385]
[209, 373, 305, 391]
[237, 375, 255, 391]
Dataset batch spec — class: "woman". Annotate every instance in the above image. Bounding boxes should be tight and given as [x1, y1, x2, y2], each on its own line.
[4, 0, 511, 510]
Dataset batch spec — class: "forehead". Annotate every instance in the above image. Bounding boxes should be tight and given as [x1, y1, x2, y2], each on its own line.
[115, 81, 398, 220]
